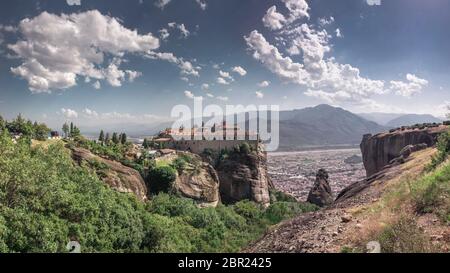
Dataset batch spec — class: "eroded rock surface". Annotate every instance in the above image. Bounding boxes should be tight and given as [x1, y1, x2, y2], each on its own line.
[71, 147, 148, 201]
[217, 148, 273, 206]
[361, 125, 447, 176]
[307, 169, 333, 207]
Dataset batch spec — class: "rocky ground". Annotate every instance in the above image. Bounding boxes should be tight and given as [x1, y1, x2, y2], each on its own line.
[246, 148, 450, 253]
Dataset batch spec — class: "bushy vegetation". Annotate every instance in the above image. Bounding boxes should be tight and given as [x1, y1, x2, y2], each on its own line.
[0, 114, 50, 141]
[427, 130, 450, 171]
[147, 165, 177, 194]
[0, 131, 317, 253]
[376, 217, 433, 253]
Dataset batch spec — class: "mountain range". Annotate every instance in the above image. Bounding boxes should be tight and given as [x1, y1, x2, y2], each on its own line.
[78, 104, 444, 151]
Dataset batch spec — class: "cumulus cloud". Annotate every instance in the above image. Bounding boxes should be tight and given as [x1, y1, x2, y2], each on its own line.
[159, 28, 170, 40]
[146, 52, 200, 77]
[155, 0, 171, 9]
[217, 77, 230, 85]
[255, 91, 264, 98]
[8, 10, 160, 93]
[258, 81, 270, 88]
[61, 108, 78, 119]
[335, 28, 342, 38]
[66, 0, 81, 6]
[232, 66, 247, 76]
[195, 0, 207, 10]
[244, 29, 388, 106]
[318, 16, 334, 27]
[282, 0, 310, 21]
[219, 70, 233, 81]
[184, 90, 195, 99]
[168, 22, 190, 38]
[263, 6, 286, 30]
[201, 83, 209, 90]
[93, 81, 101, 90]
[389, 74, 428, 97]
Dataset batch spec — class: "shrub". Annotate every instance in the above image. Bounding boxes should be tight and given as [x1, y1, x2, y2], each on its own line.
[147, 165, 177, 194]
[377, 217, 432, 253]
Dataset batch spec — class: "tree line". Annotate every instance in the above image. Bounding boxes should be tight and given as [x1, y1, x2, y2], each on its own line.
[0, 114, 50, 141]
[98, 130, 128, 145]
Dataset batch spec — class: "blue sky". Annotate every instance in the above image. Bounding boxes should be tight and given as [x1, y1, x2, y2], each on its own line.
[0, 0, 449, 130]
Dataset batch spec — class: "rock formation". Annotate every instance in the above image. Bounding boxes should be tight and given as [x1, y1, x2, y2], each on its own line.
[174, 154, 220, 207]
[71, 147, 148, 201]
[216, 147, 273, 207]
[360, 125, 447, 176]
[306, 169, 333, 207]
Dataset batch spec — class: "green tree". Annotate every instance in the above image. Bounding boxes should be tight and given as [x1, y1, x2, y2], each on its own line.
[33, 123, 50, 141]
[70, 122, 74, 137]
[62, 123, 69, 138]
[98, 130, 105, 143]
[112, 132, 119, 144]
[147, 165, 177, 194]
[120, 133, 127, 145]
[143, 138, 149, 149]
[105, 133, 111, 145]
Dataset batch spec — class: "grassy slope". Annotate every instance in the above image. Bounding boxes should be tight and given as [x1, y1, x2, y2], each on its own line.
[342, 148, 449, 253]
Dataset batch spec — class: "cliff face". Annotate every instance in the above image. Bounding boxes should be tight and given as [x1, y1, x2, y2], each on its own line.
[71, 147, 148, 201]
[360, 125, 447, 176]
[174, 155, 220, 207]
[216, 147, 273, 207]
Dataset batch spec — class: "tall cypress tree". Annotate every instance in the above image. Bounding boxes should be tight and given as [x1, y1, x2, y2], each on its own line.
[99, 130, 105, 143]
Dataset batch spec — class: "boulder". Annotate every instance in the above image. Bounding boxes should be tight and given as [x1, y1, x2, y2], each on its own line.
[307, 169, 333, 207]
[71, 147, 148, 201]
[360, 126, 446, 176]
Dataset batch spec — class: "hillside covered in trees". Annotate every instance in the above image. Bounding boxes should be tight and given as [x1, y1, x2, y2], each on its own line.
[0, 116, 317, 252]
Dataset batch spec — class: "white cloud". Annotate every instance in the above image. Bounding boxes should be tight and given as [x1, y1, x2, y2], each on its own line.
[206, 93, 214, 98]
[318, 16, 334, 27]
[335, 28, 342, 38]
[195, 0, 207, 10]
[8, 10, 159, 93]
[262, 6, 286, 30]
[389, 74, 428, 97]
[82, 108, 99, 118]
[147, 51, 200, 77]
[0, 25, 17, 32]
[61, 108, 78, 119]
[216, 96, 229, 101]
[126, 70, 142, 82]
[180, 77, 189, 82]
[159, 28, 170, 40]
[168, 22, 190, 38]
[244, 29, 388, 106]
[201, 83, 209, 90]
[66, 0, 81, 6]
[258, 81, 270, 88]
[219, 70, 234, 81]
[93, 81, 101, 89]
[155, 0, 171, 9]
[282, 0, 310, 21]
[184, 90, 203, 100]
[232, 66, 247, 76]
[255, 91, 264, 98]
[366, 0, 382, 6]
[217, 77, 230, 85]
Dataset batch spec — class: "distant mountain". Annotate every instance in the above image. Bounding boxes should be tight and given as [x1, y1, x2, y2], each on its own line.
[357, 112, 405, 126]
[385, 114, 442, 128]
[277, 104, 387, 150]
